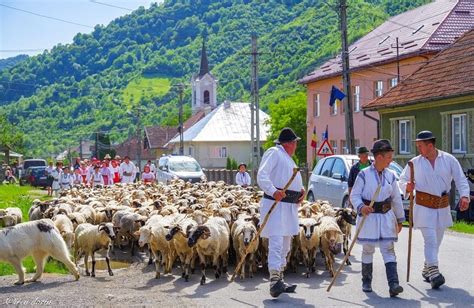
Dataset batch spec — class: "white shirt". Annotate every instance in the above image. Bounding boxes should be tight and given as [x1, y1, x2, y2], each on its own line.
[257, 145, 303, 237]
[351, 165, 405, 243]
[60, 173, 74, 190]
[399, 150, 470, 229]
[51, 168, 62, 190]
[120, 161, 136, 183]
[141, 171, 155, 183]
[235, 171, 251, 186]
[90, 172, 104, 186]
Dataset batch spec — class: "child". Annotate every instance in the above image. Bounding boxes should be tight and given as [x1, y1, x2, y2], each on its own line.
[141, 165, 155, 184]
[89, 165, 104, 187]
[60, 167, 74, 191]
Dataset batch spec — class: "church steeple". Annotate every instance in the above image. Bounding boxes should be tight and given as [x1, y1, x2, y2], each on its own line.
[198, 39, 209, 77]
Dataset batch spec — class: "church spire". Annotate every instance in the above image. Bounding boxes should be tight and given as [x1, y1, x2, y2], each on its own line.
[199, 38, 209, 77]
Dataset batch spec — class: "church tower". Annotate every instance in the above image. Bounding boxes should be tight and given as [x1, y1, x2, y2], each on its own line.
[191, 39, 217, 114]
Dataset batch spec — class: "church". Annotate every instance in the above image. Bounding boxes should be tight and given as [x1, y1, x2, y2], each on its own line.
[166, 39, 270, 169]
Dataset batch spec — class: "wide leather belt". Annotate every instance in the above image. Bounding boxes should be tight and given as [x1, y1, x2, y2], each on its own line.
[416, 191, 449, 209]
[363, 198, 392, 214]
[264, 188, 302, 204]
[123, 172, 132, 176]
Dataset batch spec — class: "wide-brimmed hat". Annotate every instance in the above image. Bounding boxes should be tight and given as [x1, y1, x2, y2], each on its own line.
[104, 154, 111, 160]
[357, 146, 369, 154]
[274, 127, 301, 144]
[371, 139, 394, 154]
[114, 155, 121, 160]
[415, 130, 436, 142]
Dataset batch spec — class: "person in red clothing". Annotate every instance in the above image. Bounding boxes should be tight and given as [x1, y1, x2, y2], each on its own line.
[141, 165, 155, 184]
[101, 160, 112, 186]
[110, 159, 121, 184]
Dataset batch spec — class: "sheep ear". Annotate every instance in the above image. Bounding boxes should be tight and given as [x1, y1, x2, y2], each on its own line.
[163, 225, 170, 229]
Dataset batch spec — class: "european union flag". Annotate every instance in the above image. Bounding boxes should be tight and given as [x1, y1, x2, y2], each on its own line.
[329, 86, 346, 106]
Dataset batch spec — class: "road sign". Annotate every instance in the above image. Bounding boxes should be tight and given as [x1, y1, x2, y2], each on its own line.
[317, 140, 334, 156]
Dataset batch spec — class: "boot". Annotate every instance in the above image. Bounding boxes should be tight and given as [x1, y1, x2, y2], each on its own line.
[361, 263, 373, 292]
[425, 265, 445, 289]
[385, 262, 403, 297]
[280, 271, 297, 293]
[269, 270, 285, 298]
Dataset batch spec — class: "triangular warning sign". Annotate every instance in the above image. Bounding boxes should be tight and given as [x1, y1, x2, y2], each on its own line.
[317, 140, 334, 156]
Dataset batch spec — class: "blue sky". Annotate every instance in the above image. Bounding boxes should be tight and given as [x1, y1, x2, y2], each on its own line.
[0, 0, 162, 59]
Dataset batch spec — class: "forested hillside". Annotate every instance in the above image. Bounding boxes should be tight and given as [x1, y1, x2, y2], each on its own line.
[0, 0, 430, 157]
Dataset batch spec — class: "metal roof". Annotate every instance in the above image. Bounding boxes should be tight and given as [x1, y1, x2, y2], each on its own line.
[167, 102, 270, 143]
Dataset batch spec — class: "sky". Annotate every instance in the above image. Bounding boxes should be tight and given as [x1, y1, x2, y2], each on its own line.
[0, 0, 163, 59]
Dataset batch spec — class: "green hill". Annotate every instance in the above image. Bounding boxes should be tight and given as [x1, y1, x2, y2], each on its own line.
[0, 0, 430, 157]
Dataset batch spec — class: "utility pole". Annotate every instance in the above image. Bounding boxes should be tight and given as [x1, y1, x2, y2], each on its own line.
[95, 132, 99, 159]
[249, 34, 261, 184]
[339, 0, 356, 154]
[79, 138, 83, 160]
[177, 84, 185, 155]
[136, 106, 142, 172]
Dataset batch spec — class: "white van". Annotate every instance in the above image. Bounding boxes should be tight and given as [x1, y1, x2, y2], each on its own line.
[157, 155, 206, 184]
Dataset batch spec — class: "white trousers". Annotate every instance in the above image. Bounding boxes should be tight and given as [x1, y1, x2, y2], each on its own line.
[362, 241, 396, 264]
[268, 236, 292, 272]
[419, 227, 445, 267]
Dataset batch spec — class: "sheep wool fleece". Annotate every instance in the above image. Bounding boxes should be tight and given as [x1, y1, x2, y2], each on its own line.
[257, 145, 303, 271]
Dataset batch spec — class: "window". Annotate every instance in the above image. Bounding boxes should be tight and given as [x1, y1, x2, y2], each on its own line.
[203, 90, 210, 104]
[399, 120, 412, 154]
[331, 158, 346, 179]
[211, 146, 227, 158]
[313, 94, 320, 117]
[353, 85, 360, 112]
[340, 140, 349, 154]
[390, 78, 398, 88]
[330, 103, 337, 115]
[188, 146, 193, 156]
[374, 80, 384, 97]
[319, 158, 335, 177]
[452, 114, 467, 153]
[330, 140, 338, 154]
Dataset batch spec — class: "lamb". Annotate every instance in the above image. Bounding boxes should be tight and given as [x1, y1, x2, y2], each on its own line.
[68, 212, 87, 230]
[187, 217, 230, 285]
[0, 219, 80, 285]
[74, 222, 116, 277]
[317, 216, 344, 277]
[78, 206, 96, 224]
[0, 207, 23, 227]
[52, 214, 75, 250]
[298, 217, 321, 277]
[231, 218, 258, 279]
[335, 208, 357, 265]
[165, 217, 197, 281]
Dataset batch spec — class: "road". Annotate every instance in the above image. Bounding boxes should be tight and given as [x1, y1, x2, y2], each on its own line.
[0, 228, 473, 307]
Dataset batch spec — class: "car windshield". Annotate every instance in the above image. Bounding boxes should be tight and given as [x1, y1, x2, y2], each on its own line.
[169, 161, 201, 172]
[389, 161, 403, 178]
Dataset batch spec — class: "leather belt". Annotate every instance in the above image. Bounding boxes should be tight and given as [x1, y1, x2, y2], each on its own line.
[264, 188, 302, 204]
[416, 191, 449, 209]
[123, 172, 132, 176]
[363, 198, 392, 214]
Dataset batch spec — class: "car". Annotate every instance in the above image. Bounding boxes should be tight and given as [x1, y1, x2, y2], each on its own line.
[20, 166, 48, 187]
[22, 159, 47, 170]
[156, 155, 206, 184]
[307, 155, 410, 215]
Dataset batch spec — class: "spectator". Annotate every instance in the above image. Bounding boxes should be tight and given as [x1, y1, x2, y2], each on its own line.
[141, 165, 155, 184]
[235, 163, 251, 187]
[46, 161, 54, 196]
[119, 156, 136, 184]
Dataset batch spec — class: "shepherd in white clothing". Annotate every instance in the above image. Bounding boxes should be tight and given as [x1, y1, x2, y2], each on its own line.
[120, 156, 136, 184]
[60, 167, 74, 191]
[235, 163, 251, 187]
[50, 162, 62, 197]
[351, 139, 405, 297]
[399, 131, 470, 289]
[257, 127, 304, 298]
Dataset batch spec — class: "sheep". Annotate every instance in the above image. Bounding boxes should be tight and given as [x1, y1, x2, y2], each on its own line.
[335, 208, 357, 265]
[0, 207, 23, 227]
[317, 216, 344, 277]
[28, 201, 50, 221]
[187, 217, 230, 285]
[0, 219, 80, 285]
[165, 217, 197, 281]
[231, 218, 258, 279]
[115, 212, 148, 255]
[52, 214, 75, 250]
[68, 212, 87, 230]
[74, 222, 116, 277]
[298, 217, 321, 277]
[78, 206, 96, 224]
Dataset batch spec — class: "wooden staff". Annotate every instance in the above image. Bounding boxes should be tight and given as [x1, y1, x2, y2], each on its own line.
[327, 185, 382, 292]
[407, 161, 415, 282]
[230, 168, 300, 282]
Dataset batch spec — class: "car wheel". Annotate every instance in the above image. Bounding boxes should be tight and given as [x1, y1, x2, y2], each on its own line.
[342, 196, 350, 209]
[307, 191, 314, 202]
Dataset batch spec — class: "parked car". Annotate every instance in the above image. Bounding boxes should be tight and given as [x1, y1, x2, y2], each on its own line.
[307, 155, 409, 216]
[157, 155, 206, 183]
[20, 166, 48, 187]
[22, 159, 47, 170]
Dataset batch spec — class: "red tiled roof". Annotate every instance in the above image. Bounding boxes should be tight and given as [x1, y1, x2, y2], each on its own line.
[299, 0, 473, 84]
[144, 126, 177, 149]
[363, 29, 474, 110]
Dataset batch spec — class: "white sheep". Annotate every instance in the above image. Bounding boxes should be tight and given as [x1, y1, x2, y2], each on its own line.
[0, 207, 23, 227]
[53, 214, 75, 250]
[231, 218, 258, 279]
[74, 222, 116, 277]
[68, 212, 87, 230]
[317, 216, 344, 277]
[0, 219, 80, 285]
[28, 201, 50, 221]
[298, 217, 321, 277]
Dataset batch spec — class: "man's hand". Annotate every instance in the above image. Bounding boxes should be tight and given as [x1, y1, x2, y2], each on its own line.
[273, 190, 286, 202]
[360, 205, 373, 216]
[406, 182, 415, 193]
[397, 223, 403, 233]
[297, 188, 305, 204]
[460, 197, 470, 211]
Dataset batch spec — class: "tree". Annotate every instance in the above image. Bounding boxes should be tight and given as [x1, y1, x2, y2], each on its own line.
[0, 114, 24, 164]
[264, 92, 307, 164]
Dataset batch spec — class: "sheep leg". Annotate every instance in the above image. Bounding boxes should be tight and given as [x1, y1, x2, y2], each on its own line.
[84, 253, 90, 276]
[222, 250, 228, 274]
[26, 252, 47, 283]
[10, 258, 25, 285]
[344, 238, 351, 265]
[91, 252, 96, 277]
[153, 250, 161, 279]
[213, 256, 221, 279]
[199, 254, 206, 285]
[147, 246, 154, 265]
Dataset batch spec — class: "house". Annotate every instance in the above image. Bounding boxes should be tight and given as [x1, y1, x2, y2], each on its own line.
[143, 126, 178, 157]
[299, 0, 473, 167]
[363, 29, 474, 169]
[114, 136, 156, 165]
[167, 101, 270, 169]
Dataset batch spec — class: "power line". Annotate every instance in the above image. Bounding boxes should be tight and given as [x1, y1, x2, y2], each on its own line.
[0, 4, 94, 29]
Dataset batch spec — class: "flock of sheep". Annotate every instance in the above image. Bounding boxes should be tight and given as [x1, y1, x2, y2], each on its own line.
[0, 180, 357, 286]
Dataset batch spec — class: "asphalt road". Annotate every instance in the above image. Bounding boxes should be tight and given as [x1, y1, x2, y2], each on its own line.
[1, 228, 473, 307]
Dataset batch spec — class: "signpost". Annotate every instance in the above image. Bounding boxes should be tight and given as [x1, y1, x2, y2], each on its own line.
[317, 140, 334, 157]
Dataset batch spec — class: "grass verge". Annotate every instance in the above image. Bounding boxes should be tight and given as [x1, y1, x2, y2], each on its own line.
[449, 221, 474, 234]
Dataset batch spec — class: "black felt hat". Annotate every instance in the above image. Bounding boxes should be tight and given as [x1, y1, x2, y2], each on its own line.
[415, 130, 436, 141]
[274, 127, 301, 144]
[357, 146, 369, 154]
[371, 139, 394, 154]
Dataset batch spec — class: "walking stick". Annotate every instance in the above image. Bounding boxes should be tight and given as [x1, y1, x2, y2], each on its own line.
[326, 185, 382, 292]
[230, 168, 300, 282]
[407, 161, 415, 282]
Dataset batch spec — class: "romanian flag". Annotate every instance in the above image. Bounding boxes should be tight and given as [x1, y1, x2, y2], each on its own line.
[311, 126, 318, 148]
